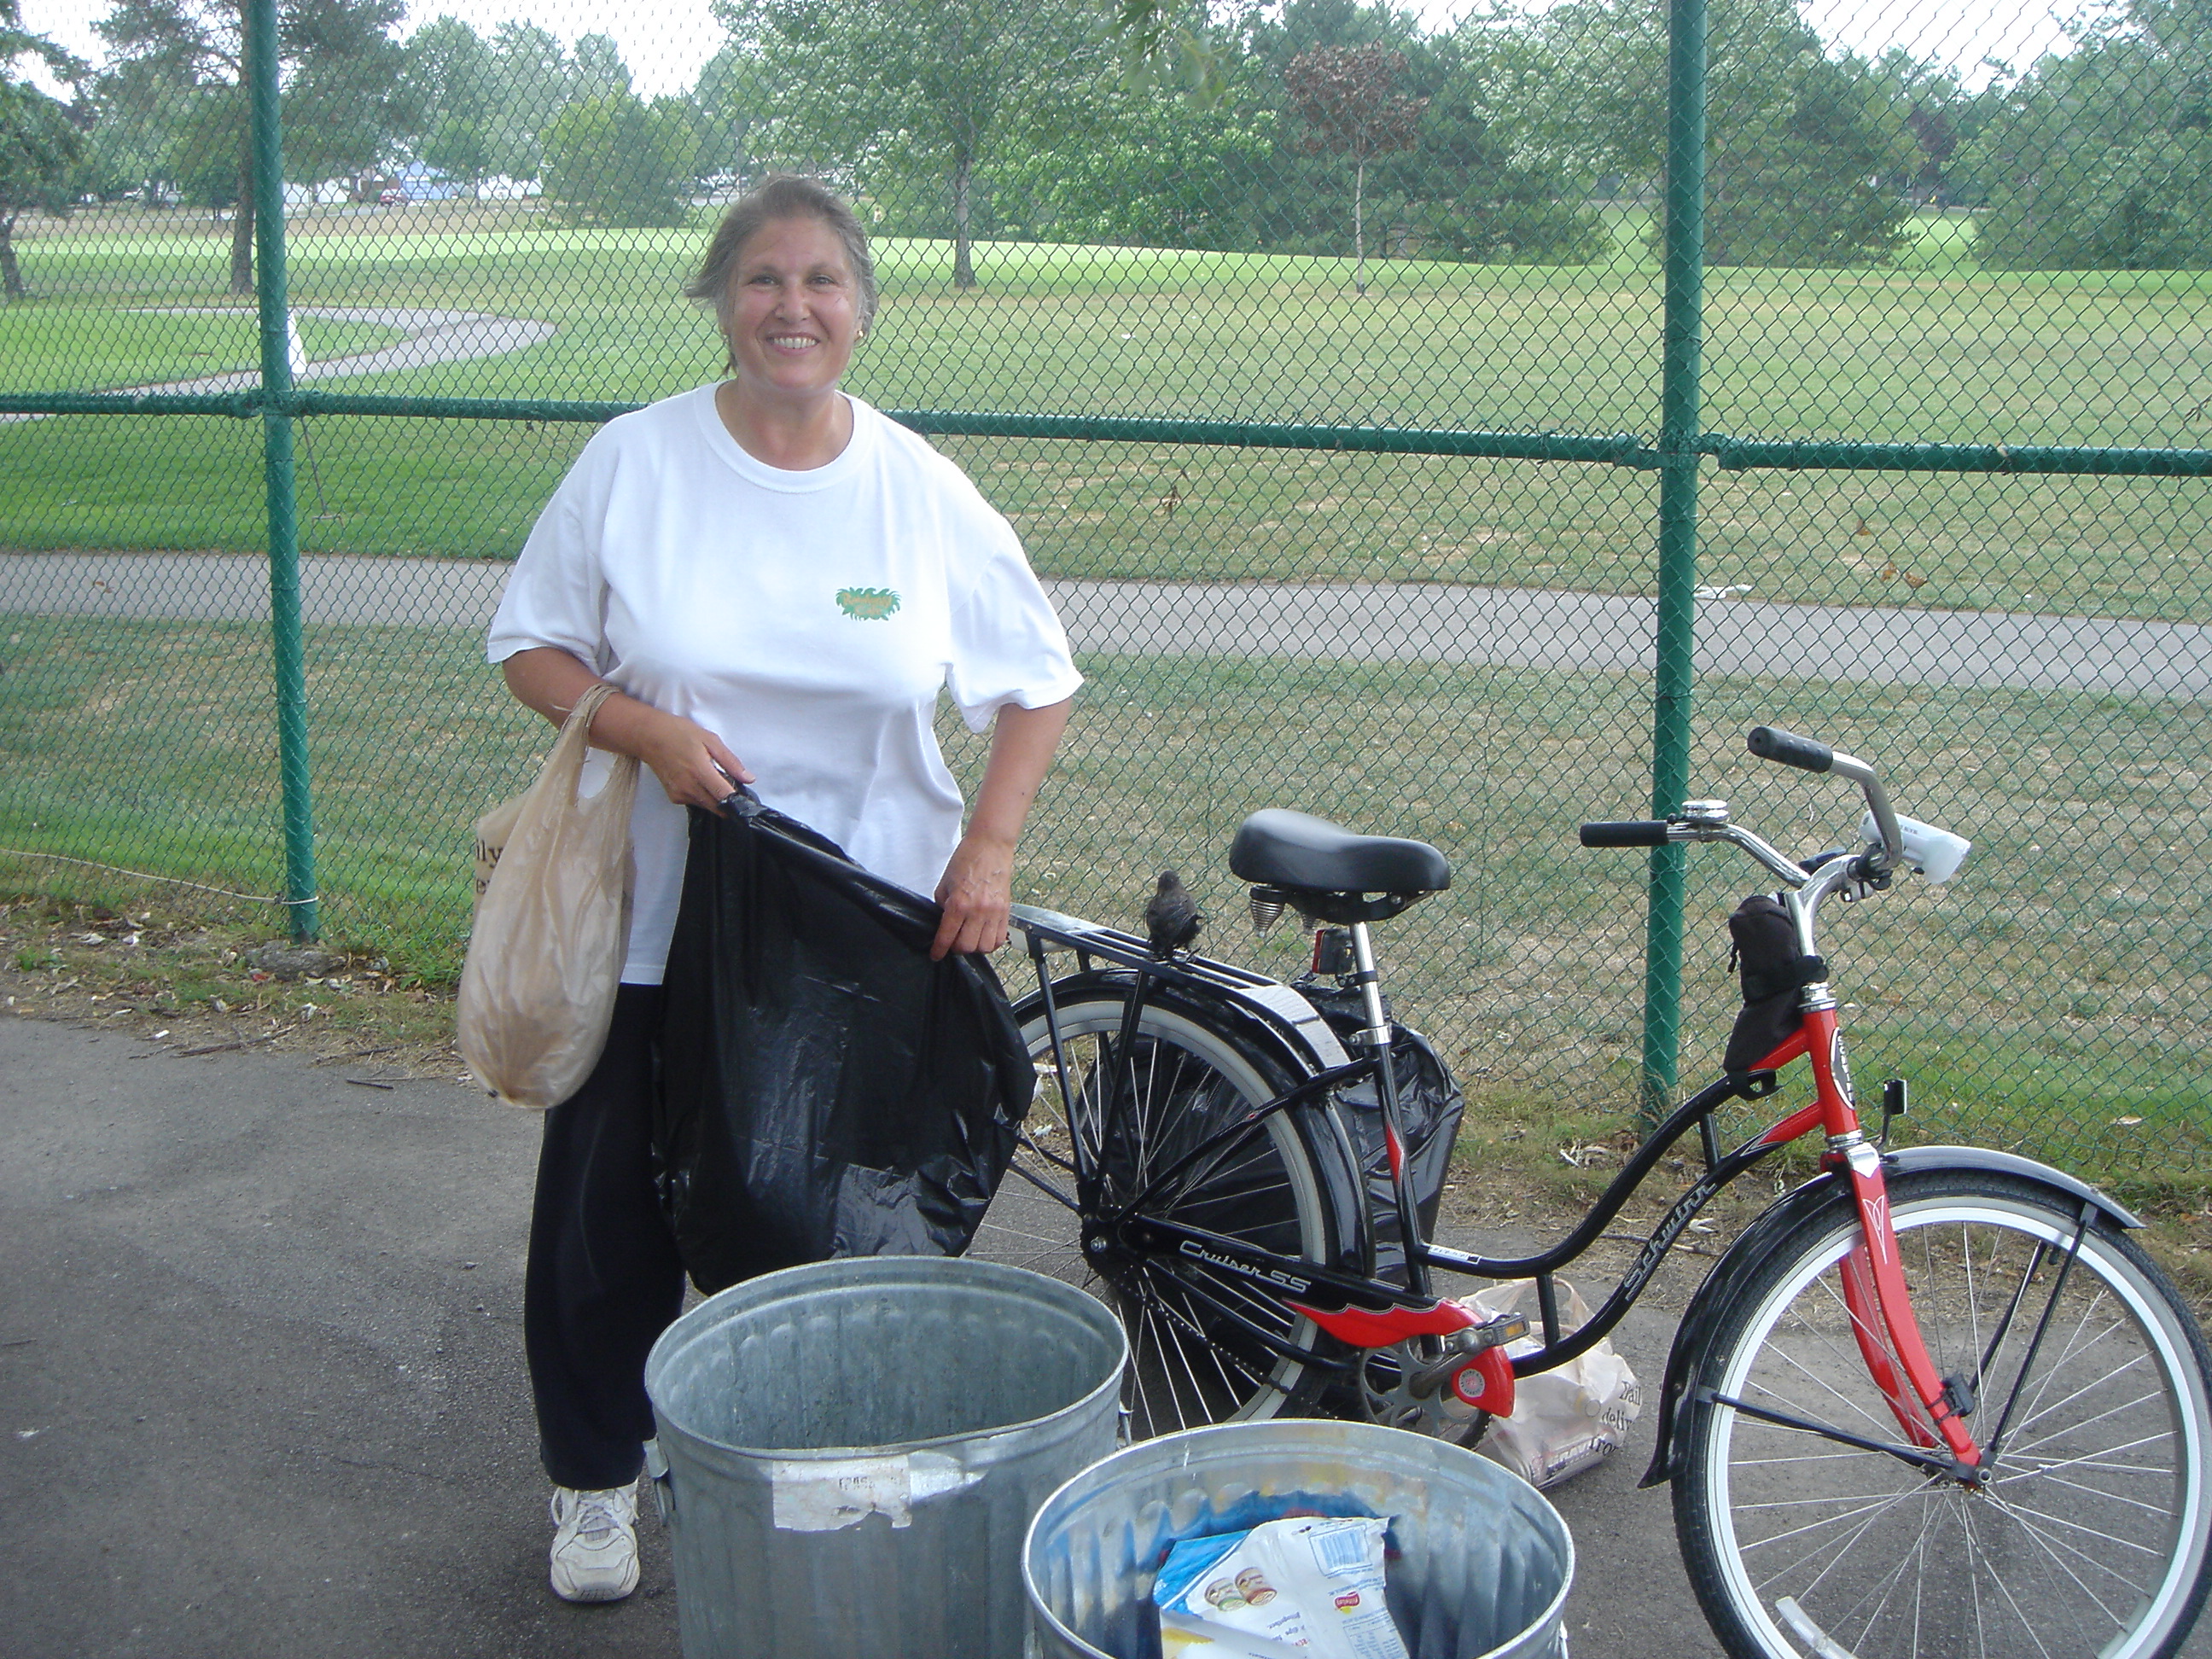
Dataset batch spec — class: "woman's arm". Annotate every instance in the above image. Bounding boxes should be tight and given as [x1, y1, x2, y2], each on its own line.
[931, 696, 1073, 961]
[501, 646, 754, 812]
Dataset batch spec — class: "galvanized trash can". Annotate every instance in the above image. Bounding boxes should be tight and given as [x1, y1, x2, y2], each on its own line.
[1023, 1420, 1575, 1659]
[643, 1255, 1126, 1659]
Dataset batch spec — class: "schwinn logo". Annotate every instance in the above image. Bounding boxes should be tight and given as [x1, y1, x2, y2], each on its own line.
[1179, 1239, 1314, 1294]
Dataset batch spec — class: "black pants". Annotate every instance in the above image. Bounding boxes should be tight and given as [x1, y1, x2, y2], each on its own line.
[523, 983, 688, 1491]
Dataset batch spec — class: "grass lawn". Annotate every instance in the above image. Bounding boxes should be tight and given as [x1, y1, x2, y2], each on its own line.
[0, 207, 2205, 620]
[1, 206, 2205, 1186]
[1, 609, 2203, 1184]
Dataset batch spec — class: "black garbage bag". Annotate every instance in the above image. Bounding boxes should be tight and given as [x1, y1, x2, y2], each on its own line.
[1298, 981, 1465, 1285]
[655, 798, 1033, 1295]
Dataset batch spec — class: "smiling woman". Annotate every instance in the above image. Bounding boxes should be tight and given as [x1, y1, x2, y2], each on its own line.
[480, 172, 1080, 1607]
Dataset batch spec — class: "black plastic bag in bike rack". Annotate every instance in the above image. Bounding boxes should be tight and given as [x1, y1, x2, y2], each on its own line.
[1299, 981, 1465, 1284]
[655, 800, 1033, 1295]
[1723, 893, 1827, 1076]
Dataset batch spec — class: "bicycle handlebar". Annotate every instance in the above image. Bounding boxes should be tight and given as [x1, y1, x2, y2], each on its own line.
[1746, 725, 1833, 773]
[1578, 725, 1912, 889]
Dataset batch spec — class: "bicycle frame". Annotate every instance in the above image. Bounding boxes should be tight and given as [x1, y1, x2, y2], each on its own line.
[1010, 788, 1990, 1476]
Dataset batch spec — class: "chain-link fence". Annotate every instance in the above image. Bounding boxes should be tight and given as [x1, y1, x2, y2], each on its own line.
[1, 0, 2205, 1180]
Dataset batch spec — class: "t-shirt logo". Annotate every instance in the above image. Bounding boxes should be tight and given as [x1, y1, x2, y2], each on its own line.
[836, 586, 901, 620]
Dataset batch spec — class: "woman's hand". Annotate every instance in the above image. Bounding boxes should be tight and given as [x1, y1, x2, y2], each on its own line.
[502, 646, 754, 811]
[928, 696, 1072, 961]
[932, 830, 1015, 961]
[628, 707, 754, 812]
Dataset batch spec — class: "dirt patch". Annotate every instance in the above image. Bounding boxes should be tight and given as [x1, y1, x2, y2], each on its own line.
[0, 894, 465, 1086]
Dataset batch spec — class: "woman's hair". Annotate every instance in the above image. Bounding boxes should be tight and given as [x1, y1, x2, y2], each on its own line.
[686, 175, 878, 365]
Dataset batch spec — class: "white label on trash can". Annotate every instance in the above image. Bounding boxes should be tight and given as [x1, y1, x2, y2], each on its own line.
[768, 1452, 981, 1532]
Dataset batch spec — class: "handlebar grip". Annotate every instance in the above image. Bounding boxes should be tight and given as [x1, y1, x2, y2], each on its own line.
[1747, 725, 1835, 773]
[1580, 820, 1672, 848]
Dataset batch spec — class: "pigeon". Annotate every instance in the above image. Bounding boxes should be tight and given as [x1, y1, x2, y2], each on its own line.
[1144, 870, 1203, 958]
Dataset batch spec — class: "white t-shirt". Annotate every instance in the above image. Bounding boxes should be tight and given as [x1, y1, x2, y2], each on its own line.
[487, 387, 1082, 984]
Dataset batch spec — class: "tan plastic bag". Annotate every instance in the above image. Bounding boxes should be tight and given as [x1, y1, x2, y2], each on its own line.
[1462, 1278, 1643, 1489]
[458, 681, 638, 1109]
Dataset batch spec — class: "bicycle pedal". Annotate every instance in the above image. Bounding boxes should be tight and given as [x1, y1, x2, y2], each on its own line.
[1443, 1307, 1528, 1350]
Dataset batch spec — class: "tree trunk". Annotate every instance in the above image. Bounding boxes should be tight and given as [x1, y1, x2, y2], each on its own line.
[0, 216, 22, 299]
[1353, 157, 1367, 296]
[230, 160, 256, 295]
[952, 159, 975, 290]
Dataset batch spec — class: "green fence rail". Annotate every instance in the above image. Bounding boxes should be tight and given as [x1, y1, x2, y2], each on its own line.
[2, 0, 2206, 1181]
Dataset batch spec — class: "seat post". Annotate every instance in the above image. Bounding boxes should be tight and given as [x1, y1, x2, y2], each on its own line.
[1347, 921, 1392, 1051]
[1348, 918, 1433, 1296]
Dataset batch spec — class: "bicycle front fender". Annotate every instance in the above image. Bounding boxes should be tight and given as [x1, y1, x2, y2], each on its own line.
[1636, 1143, 2140, 1489]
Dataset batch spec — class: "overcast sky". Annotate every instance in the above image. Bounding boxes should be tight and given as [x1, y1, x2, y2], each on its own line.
[19, 0, 2079, 102]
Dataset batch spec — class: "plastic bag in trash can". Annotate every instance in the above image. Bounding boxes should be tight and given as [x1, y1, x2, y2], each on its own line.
[655, 798, 1033, 1295]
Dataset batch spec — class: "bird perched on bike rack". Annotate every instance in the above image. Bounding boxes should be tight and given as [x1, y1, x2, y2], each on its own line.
[1144, 870, 1204, 957]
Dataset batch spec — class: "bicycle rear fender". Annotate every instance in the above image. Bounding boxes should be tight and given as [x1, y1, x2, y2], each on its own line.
[1011, 968, 1377, 1277]
[1636, 1144, 2140, 1489]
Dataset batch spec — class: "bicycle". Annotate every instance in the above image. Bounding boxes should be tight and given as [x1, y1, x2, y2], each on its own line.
[973, 724, 2212, 1659]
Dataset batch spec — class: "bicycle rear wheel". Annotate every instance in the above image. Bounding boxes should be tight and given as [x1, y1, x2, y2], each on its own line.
[1674, 1167, 2212, 1659]
[970, 981, 1345, 1439]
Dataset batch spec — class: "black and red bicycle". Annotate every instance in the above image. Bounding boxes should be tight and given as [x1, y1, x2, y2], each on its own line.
[975, 724, 2212, 1659]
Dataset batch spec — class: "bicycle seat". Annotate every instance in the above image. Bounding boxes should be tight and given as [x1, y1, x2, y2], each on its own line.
[1229, 809, 1450, 923]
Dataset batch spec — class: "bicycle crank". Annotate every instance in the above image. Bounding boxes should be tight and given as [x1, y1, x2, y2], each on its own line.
[1357, 1340, 1498, 1446]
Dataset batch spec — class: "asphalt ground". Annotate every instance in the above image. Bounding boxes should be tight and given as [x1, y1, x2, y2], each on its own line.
[1, 1008, 1737, 1659]
[7, 1009, 2205, 1659]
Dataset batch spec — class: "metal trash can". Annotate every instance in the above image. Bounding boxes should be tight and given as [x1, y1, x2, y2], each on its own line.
[1023, 1420, 1575, 1659]
[643, 1255, 1126, 1659]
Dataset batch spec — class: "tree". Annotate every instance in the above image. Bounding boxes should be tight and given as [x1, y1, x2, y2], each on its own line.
[1964, 0, 2212, 268]
[95, 0, 407, 294]
[420, 115, 488, 195]
[1285, 44, 1425, 291]
[0, 3, 88, 298]
[540, 89, 696, 227]
[1534, 0, 1914, 266]
[995, 56, 1278, 247]
[480, 20, 573, 183]
[398, 14, 492, 191]
[712, 0, 1117, 288]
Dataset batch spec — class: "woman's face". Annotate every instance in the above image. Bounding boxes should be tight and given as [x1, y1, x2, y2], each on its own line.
[722, 214, 862, 408]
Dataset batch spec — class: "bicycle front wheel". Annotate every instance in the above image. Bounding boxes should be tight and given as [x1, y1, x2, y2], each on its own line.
[1675, 1167, 2212, 1659]
[970, 982, 1344, 1440]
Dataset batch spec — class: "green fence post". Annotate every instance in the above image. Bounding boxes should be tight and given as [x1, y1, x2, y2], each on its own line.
[1644, 0, 1708, 1117]
[247, 0, 317, 941]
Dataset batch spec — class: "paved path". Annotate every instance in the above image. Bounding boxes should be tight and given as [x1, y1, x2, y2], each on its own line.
[12, 1010, 2208, 1657]
[0, 1011, 1715, 1659]
[2, 552, 2206, 700]
[0, 307, 557, 423]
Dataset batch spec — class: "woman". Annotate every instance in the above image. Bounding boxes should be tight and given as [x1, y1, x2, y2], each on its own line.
[486, 176, 1080, 1604]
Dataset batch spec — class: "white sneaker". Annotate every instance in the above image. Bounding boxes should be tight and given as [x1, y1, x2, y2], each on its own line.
[549, 1481, 640, 1603]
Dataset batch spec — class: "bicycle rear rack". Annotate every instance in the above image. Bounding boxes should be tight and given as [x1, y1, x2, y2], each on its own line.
[1010, 902, 1352, 1071]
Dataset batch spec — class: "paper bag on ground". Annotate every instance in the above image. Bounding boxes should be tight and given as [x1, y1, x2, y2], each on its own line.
[1462, 1278, 1642, 1489]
